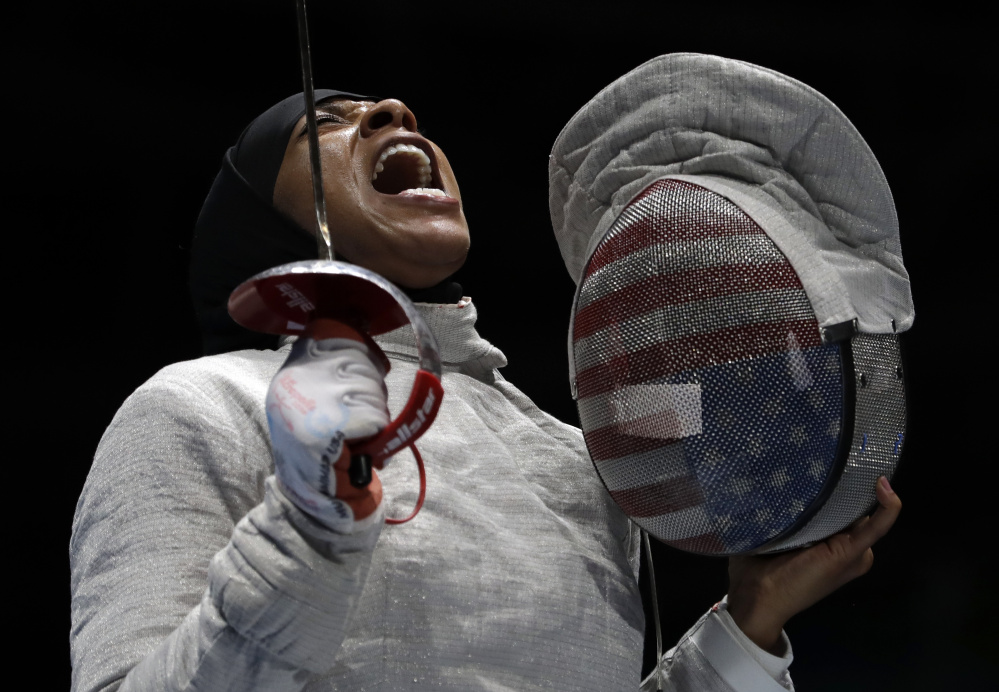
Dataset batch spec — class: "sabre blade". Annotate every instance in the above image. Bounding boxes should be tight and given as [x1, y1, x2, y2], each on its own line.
[295, 0, 334, 261]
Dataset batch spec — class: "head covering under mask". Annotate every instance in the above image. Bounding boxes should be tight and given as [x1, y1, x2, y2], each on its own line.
[189, 89, 374, 355]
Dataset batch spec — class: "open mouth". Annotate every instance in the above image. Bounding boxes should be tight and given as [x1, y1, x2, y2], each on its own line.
[371, 141, 447, 197]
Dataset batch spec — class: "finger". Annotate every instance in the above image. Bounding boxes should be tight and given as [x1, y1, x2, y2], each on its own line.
[333, 466, 383, 519]
[848, 477, 901, 550]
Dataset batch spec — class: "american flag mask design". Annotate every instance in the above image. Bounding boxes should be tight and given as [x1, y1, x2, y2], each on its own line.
[572, 179, 907, 556]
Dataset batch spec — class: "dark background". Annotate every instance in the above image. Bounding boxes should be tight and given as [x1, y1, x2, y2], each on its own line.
[16, 2, 992, 690]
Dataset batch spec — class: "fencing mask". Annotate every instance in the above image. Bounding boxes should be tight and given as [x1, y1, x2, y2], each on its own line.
[549, 54, 912, 556]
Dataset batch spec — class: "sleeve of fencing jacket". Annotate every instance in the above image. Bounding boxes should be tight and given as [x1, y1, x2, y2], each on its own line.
[641, 599, 794, 692]
[70, 355, 383, 692]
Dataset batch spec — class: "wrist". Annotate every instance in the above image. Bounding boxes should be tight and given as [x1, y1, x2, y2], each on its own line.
[267, 477, 384, 552]
[726, 593, 787, 654]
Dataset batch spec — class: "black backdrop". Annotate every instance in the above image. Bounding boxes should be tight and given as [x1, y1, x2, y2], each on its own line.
[18, 2, 993, 690]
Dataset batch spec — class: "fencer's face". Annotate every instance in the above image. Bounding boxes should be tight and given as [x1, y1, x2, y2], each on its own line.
[274, 98, 469, 288]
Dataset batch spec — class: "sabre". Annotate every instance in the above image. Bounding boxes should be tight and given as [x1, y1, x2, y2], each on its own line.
[227, 0, 445, 521]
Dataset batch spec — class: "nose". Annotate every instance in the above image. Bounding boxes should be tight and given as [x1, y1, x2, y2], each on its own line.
[360, 99, 418, 138]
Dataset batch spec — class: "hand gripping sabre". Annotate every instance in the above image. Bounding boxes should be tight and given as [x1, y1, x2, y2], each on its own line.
[229, 261, 444, 523]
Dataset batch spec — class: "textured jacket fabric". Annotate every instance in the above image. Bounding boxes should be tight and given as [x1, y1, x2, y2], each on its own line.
[71, 299, 792, 691]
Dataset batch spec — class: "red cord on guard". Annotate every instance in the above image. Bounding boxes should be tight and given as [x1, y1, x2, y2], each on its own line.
[385, 444, 427, 525]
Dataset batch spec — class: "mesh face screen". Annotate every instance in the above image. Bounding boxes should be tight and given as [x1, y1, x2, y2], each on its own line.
[574, 179, 850, 555]
[762, 333, 905, 552]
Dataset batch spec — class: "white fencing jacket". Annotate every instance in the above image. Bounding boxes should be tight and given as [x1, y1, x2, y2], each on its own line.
[71, 299, 792, 691]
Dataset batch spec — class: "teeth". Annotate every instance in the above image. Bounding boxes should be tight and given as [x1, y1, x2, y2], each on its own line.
[399, 188, 448, 197]
[372, 143, 433, 189]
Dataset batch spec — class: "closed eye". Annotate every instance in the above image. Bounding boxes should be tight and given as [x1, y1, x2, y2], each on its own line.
[298, 111, 352, 138]
[316, 112, 351, 126]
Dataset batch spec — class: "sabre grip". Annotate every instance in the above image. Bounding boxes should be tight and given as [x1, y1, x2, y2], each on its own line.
[349, 453, 373, 488]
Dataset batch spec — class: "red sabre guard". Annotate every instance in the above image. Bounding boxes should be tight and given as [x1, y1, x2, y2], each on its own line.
[229, 259, 444, 523]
